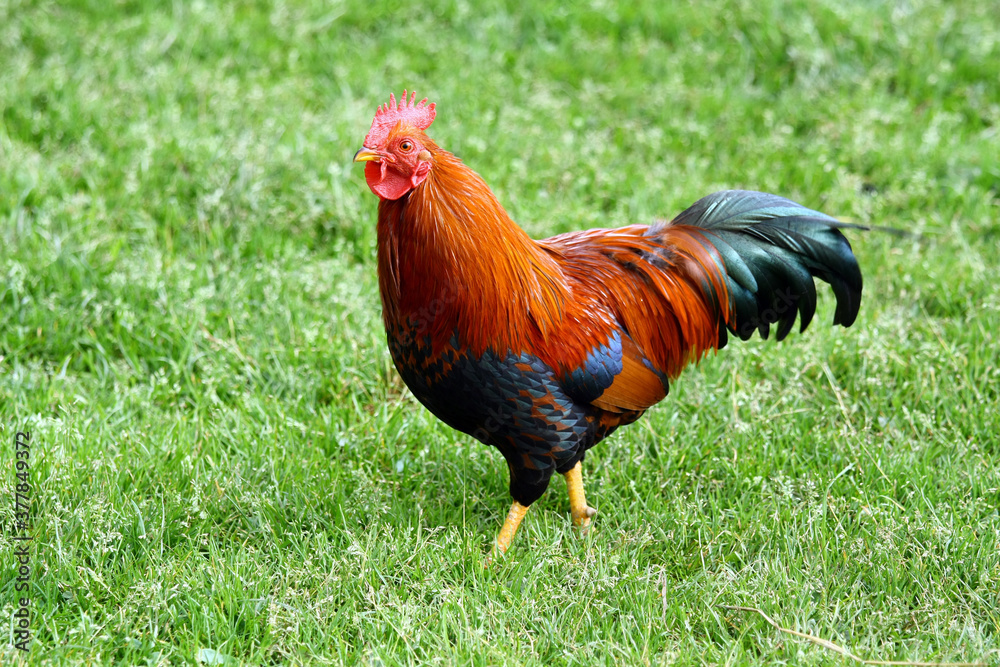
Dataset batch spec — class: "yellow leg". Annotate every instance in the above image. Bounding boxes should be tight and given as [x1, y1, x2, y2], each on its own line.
[489, 500, 529, 562]
[563, 461, 597, 531]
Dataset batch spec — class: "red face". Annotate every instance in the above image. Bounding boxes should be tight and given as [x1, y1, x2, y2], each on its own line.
[355, 131, 432, 201]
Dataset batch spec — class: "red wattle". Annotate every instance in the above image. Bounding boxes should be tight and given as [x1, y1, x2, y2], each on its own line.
[366, 161, 414, 201]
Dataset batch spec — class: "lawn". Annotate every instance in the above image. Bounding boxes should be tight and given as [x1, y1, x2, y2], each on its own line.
[1, 0, 999, 664]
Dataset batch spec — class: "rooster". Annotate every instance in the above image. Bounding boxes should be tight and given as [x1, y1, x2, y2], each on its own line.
[354, 91, 862, 558]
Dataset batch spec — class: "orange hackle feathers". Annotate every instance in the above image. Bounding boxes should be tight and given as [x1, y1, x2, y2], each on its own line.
[377, 144, 570, 358]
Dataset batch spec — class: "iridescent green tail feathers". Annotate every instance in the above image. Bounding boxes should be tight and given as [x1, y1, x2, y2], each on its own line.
[662, 190, 864, 346]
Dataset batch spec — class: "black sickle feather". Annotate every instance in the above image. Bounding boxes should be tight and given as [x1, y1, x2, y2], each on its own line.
[664, 190, 863, 345]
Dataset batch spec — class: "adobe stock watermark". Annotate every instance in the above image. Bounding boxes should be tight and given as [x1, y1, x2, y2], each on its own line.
[10, 430, 33, 652]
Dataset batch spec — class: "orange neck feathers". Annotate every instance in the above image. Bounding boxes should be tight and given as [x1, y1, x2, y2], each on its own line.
[376, 144, 567, 357]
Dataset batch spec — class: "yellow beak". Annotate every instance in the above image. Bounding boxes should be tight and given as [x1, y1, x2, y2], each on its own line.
[353, 148, 381, 163]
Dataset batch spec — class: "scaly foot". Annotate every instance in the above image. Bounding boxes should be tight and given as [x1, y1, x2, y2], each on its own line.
[563, 461, 597, 534]
[487, 500, 529, 564]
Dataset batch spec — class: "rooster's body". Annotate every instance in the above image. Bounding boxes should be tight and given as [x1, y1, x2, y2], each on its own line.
[355, 92, 862, 557]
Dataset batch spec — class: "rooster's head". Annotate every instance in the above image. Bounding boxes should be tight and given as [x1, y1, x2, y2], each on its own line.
[354, 90, 436, 201]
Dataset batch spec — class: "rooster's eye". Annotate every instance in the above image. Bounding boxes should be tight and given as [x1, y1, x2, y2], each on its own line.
[399, 140, 413, 152]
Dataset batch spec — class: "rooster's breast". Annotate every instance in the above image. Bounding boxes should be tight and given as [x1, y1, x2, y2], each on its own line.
[385, 324, 607, 498]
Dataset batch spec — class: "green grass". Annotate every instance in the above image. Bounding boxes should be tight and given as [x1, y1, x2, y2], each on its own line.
[2, 0, 999, 664]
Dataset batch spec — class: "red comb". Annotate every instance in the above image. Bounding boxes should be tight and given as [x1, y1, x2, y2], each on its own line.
[364, 90, 436, 147]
